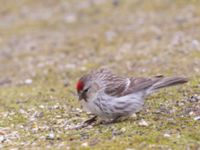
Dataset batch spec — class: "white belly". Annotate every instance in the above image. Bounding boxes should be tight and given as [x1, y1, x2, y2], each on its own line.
[80, 92, 145, 120]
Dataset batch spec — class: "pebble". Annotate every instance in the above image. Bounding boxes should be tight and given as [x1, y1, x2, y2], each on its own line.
[64, 14, 77, 23]
[19, 109, 27, 115]
[120, 127, 126, 132]
[189, 111, 194, 116]
[81, 142, 88, 147]
[76, 108, 83, 113]
[39, 105, 45, 109]
[0, 135, 6, 142]
[24, 79, 33, 85]
[46, 133, 55, 140]
[188, 95, 200, 102]
[138, 119, 149, 127]
[191, 39, 200, 50]
[125, 148, 135, 150]
[163, 133, 171, 138]
[63, 79, 69, 87]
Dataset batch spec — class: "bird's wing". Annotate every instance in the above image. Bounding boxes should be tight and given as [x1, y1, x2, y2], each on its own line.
[105, 75, 164, 97]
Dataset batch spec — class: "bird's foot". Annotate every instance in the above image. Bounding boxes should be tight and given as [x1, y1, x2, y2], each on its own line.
[70, 116, 97, 130]
[83, 116, 97, 125]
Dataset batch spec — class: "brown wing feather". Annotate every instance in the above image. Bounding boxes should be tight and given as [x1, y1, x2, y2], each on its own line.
[91, 68, 128, 97]
[105, 79, 127, 97]
[105, 76, 164, 97]
[122, 76, 163, 95]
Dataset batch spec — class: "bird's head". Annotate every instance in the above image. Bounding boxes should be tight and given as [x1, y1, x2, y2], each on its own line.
[76, 75, 92, 101]
[76, 72, 101, 101]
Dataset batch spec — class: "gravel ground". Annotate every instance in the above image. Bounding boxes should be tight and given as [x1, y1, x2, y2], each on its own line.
[0, 0, 200, 149]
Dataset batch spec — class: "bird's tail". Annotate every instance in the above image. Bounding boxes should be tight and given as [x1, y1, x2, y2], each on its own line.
[151, 77, 188, 91]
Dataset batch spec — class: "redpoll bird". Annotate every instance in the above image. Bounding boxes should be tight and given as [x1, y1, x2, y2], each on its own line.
[76, 68, 188, 125]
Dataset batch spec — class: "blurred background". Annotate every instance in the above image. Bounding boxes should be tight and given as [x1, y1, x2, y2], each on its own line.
[1, 0, 200, 86]
[0, 0, 200, 149]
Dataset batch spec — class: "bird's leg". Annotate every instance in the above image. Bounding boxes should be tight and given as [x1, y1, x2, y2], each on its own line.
[71, 116, 97, 130]
[83, 116, 97, 125]
[111, 116, 121, 123]
[109, 116, 121, 124]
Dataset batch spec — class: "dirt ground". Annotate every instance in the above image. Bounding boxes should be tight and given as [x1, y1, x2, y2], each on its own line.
[0, 0, 200, 149]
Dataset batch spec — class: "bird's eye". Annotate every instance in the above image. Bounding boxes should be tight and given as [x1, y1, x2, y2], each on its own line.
[84, 88, 89, 93]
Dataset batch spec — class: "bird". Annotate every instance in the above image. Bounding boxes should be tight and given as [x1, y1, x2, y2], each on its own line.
[76, 68, 188, 126]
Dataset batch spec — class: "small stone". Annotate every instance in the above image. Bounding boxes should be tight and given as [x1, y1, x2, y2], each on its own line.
[188, 95, 200, 102]
[163, 133, 171, 138]
[194, 116, 200, 121]
[177, 101, 185, 106]
[39, 105, 45, 109]
[189, 111, 194, 116]
[55, 115, 62, 118]
[125, 148, 135, 150]
[81, 142, 88, 147]
[46, 133, 55, 140]
[79, 68, 86, 72]
[138, 119, 149, 127]
[19, 109, 27, 114]
[0, 135, 6, 142]
[191, 39, 200, 50]
[53, 104, 60, 109]
[76, 108, 83, 113]
[65, 64, 76, 69]
[63, 79, 69, 87]
[24, 79, 32, 85]
[176, 134, 181, 138]
[20, 93, 24, 96]
[64, 14, 77, 23]
[120, 127, 126, 132]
